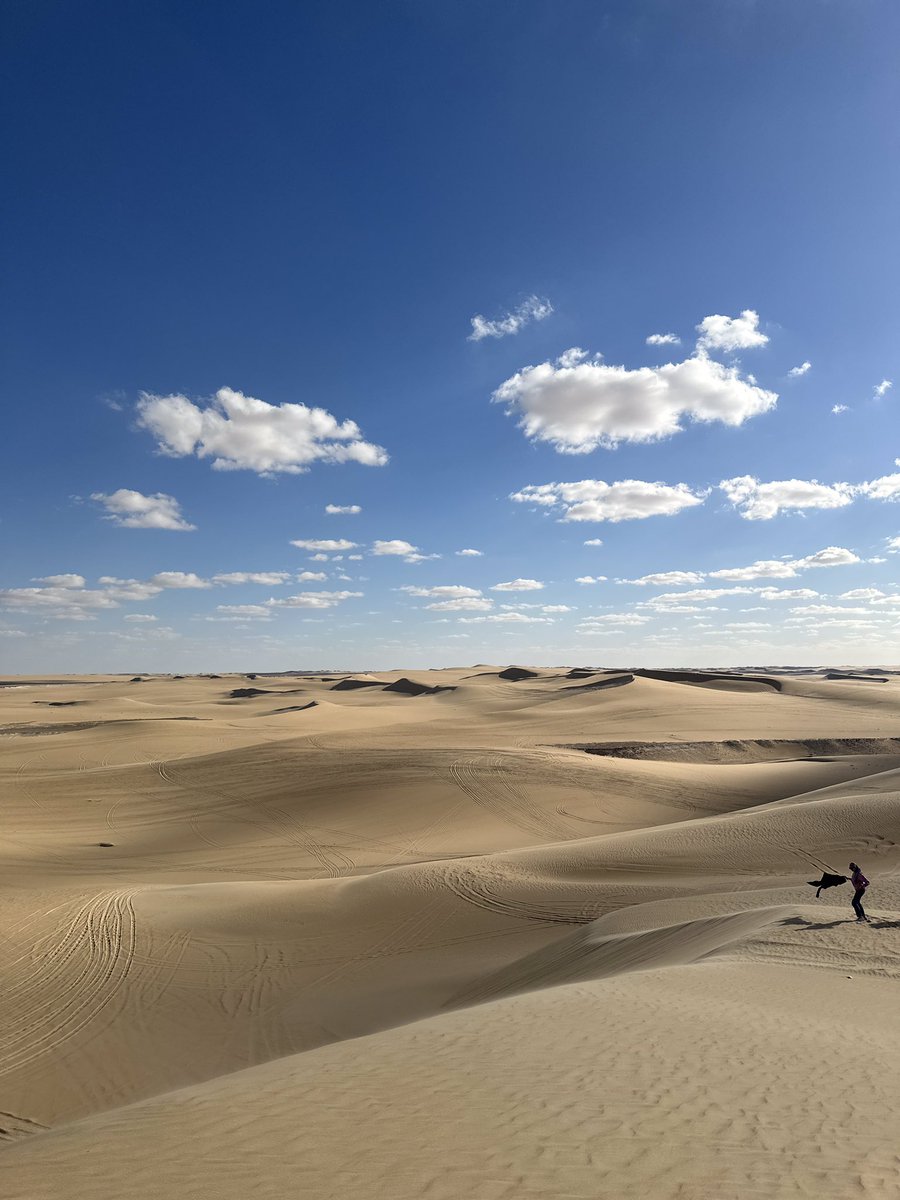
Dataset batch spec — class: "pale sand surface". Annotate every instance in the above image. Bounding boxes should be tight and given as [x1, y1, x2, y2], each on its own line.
[2, 667, 900, 1197]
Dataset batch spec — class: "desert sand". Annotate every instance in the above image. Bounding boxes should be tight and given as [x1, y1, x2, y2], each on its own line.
[2, 666, 900, 1198]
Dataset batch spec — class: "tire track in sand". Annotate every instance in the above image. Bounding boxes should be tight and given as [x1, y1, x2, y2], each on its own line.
[0, 889, 137, 1077]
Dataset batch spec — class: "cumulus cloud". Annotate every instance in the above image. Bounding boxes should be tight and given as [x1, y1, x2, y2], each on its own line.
[371, 539, 437, 564]
[426, 597, 494, 612]
[325, 504, 361, 514]
[290, 539, 358, 552]
[757, 587, 819, 600]
[456, 548, 483, 557]
[136, 387, 388, 475]
[695, 309, 768, 353]
[832, 405, 849, 414]
[790, 604, 871, 616]
[859, 466, 900, 501]
[578, 613, 650, 626]
[124, 613, 158, 622]
[0, 583, 119, 617]
[468, 295, 553, 342]
[511, 479, 707, 523]
[708, 547, 858, 581]
[458, 612, 553, 624]
[91, 488, 196, 531]
[797, 546, 860, 568]
[644, 587, 757, 606]
[296, 571, 328, 582]
[719, 476, 856, 520]
[788, 362, 812, 377]
[583, 538, 604, 546]
[619, 570, 704, 586]
[542, 604, 573, 613]
[494, 349, 776, 452]
[490, 579, 544, 591]
[402, 585, 483, 599]
[212, 572, 292, 586]
[709, 559, 799, 581]
[646, 333, 680, 346]
[575, 576, 607, 584]
[840, 588, 885, 600]
[34, 574, 86, 588]
[98, 577, 163, 601]
[875, 379, 893, 398]
[267, 591, 362, 610]
[215, 604, 272, 620]
[150, 572, 211, 589]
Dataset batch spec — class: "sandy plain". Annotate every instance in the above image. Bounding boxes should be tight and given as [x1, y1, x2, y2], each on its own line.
[2, 665, 900, 1198]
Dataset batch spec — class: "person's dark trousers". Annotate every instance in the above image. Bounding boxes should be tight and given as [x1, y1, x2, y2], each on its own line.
[852, 889, 867, 920]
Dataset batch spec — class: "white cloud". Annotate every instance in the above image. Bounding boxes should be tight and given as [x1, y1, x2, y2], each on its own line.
[578, 613, 650, 626]
[137, 387, 388, 475]
[403, 585, 483, 599]
[619, 570, 704, 586]
[795, 546, 860, 568]
[150, 572, 211, 589]
[832, 404, 849, 415]
[215, 604, 272, 620]
[790, 605, 871, 615]
[859, 467, 900, 501]
[0, 584, 119, 616]
[542, 604, 574, 613]
[455, 548, 483, 557]
[757, 587, 819, 600]
[875, 379, 893, 398]
[645, 587, 756, 605]
[468, 295, 553, 342]
[494, 349, 776, 452]
[325, 504, 361, 514]
[372, 539, 417, 556]
[887, 537, 900, 553]
[91, 488, 196, 531]
[371, 539, 437, 564]
[34, 574, 86, 588]
[788, 362, 812, 377]
[98, 577, 163, 601]
[426, 597, 494, 612]
[646, 333, 680, 346]
[124, 613, 158, 622]
[212, 572, 292, 586]
[583, 538, 604, 546]
[490, 578, 544, 591]
[575, 576, 607, 584]
[719, 476, 855, 520]
[290, 539, 358, 552]
[695, 309, 768, 353]
[296, 571, 328, 582]
[268, 591, 362, 610]
[459, 612, 553, 624]
[511, 479, 707, 523]
[840, 588, 885, 600]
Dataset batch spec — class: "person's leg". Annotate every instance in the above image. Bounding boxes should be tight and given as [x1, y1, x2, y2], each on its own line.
[857, 890, 867, 921]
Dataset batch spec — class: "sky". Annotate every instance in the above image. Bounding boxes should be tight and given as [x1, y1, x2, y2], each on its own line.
[2, 0, 899, 672]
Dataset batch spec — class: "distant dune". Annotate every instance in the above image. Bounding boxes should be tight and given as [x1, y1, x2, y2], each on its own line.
[3, 666, 900, 1198]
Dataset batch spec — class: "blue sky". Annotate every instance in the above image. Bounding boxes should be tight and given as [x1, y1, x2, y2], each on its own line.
[2, 0, 899, 671]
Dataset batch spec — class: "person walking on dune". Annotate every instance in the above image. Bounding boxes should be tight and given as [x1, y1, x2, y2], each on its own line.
[849, 862, 870, 923]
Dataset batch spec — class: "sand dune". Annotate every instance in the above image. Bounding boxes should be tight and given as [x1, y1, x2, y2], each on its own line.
[3, 666, 900, 1196]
